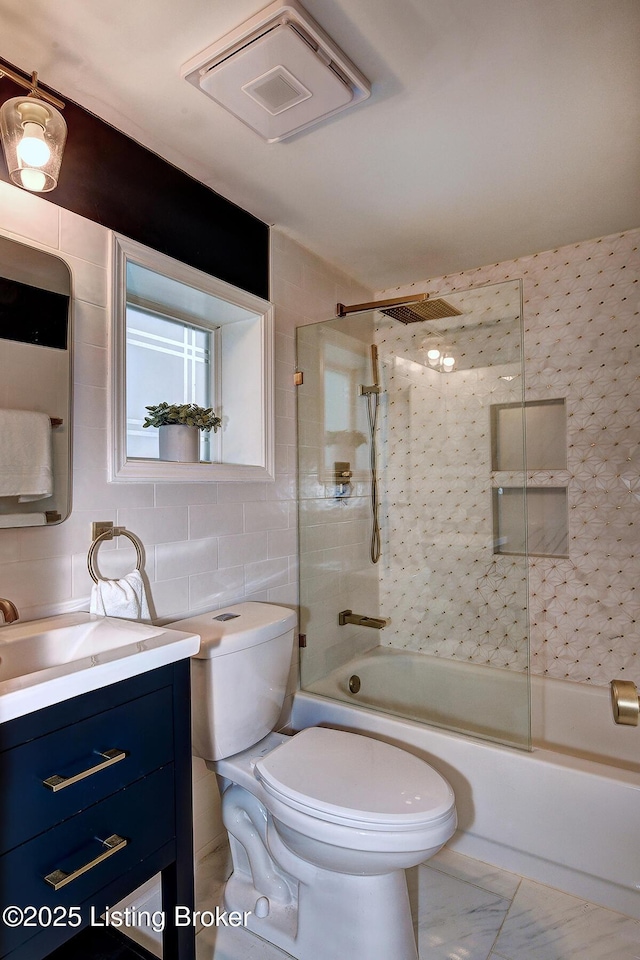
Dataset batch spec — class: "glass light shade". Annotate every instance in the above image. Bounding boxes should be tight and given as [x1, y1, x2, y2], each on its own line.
[0, 96, 67, 192]
[421, 335, 443, 368]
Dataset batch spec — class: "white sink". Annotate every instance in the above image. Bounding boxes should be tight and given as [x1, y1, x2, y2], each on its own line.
[0, 612, 200, 722]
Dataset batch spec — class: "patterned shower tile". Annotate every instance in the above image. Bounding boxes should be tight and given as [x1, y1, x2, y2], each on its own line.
[375, 228, 640, 686]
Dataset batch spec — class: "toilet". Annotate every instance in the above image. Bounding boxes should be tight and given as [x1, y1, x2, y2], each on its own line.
[170, 601, 457, 960]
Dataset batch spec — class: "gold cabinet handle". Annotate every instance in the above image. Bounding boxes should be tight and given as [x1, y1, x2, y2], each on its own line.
[43, 748, 128, 792]
[44, 834, 128, 890]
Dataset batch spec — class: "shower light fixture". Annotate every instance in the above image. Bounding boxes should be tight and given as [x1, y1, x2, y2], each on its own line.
[422, 336, 456, 373]
[0, 62, 66, 192]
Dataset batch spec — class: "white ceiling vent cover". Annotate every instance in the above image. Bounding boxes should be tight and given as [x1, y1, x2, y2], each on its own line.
[182, 0, 370, 142]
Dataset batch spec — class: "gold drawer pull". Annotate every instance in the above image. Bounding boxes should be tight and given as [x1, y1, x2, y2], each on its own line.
[44, 834, 128, 890]
[43, 749, 128, 792]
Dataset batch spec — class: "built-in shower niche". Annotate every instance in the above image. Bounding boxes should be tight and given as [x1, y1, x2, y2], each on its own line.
[491, 398, 568, 557]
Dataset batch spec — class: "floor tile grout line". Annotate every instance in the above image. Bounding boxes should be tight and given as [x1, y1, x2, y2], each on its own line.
[426, 860, 522, 904]
[481, 877, 523, 960]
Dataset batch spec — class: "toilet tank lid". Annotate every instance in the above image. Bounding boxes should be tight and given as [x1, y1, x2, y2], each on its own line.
[168, 602, 296, 658]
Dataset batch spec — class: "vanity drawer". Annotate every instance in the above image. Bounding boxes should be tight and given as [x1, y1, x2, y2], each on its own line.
[0, 686, 174, 855]
[0, 763, 175, 958]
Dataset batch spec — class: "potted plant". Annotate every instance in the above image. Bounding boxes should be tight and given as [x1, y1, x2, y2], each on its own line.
[143, 402, 222, 463]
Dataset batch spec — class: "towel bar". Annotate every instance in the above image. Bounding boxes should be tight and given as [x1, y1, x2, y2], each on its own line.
[87, 522, 144, 583]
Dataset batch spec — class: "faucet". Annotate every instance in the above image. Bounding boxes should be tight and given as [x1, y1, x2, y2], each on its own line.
[0, 598, 19, 624]
[338, 610, 388, 629]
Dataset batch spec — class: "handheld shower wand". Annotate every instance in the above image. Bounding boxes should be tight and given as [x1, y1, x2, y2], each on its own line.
[360, 344, 380, 396]
[360, 344, 381, 563]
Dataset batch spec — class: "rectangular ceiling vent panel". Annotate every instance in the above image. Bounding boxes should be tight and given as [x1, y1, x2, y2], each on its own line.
[182, 0, 371, 142]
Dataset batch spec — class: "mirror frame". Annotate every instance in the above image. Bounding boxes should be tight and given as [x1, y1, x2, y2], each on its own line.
[0, 234, 73, 527]
[109, 234, 275, 482]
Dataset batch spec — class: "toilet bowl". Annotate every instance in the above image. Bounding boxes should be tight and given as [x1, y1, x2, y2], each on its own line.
[169, 602, 457, 960]
[253, 726, 456, 873]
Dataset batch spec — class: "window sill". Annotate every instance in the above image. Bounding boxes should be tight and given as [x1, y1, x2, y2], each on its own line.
[111, 458, 275, 483]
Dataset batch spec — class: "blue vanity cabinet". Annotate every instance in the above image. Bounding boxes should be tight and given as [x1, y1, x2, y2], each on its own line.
[0, 660, 195, 960]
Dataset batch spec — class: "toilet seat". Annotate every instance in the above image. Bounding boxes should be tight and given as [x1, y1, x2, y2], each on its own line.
[254, 727, 455, 830]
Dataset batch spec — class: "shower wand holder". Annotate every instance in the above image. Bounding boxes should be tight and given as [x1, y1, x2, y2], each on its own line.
[359, 384, 380, 395]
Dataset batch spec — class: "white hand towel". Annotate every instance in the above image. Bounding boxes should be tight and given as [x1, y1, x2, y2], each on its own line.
[0, 409, 53, 501]
[0, 512, 47, 527]
[89, 570, 151, 621]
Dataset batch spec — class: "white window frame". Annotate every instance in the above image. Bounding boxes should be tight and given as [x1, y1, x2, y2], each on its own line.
[110, 233, 275, 482]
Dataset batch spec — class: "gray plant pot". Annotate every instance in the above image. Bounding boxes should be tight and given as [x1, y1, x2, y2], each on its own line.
[158, 424, 200, 462]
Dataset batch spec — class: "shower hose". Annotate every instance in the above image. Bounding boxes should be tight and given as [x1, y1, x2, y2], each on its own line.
[366, 387, 381, 564]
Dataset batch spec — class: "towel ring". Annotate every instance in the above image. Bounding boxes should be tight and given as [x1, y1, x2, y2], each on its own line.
[87, 527, 144, 584]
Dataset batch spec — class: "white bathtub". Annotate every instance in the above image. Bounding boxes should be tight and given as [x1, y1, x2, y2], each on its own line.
[304, 647, 640, 769]
[293, 651, 640, 920]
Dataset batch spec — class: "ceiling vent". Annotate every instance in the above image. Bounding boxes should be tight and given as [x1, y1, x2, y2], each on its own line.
[181, 0, 370, 142]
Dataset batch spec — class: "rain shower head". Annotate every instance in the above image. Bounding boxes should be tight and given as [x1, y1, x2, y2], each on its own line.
[336, 293, 462, 321]
[380, 299, 462, 324]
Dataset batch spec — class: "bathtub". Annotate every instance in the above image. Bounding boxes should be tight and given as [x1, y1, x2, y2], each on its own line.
[293, 650, 640, 920]
[304, 647, 640, 769]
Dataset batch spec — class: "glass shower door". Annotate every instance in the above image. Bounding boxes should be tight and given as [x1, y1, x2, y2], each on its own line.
[297, 280, 531, 750]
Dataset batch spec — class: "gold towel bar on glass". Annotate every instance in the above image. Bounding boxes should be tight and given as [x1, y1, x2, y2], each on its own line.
[610, 679, 639, 726]
[87, 521, 144, 583]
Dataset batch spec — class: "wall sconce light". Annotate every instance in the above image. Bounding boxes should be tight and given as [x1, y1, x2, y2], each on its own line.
[0, 62, 66, 192]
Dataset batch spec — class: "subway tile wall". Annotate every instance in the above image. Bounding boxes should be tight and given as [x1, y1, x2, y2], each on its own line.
[0, 183, 368, 623]
[0, 179, 370, 861]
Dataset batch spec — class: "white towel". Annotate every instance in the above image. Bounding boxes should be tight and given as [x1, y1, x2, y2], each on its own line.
[90, 570, 151, 621]
[0, 512, 47, 527]
[0, 409, 52, 501]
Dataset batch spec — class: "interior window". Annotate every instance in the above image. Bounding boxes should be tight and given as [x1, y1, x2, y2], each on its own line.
[111, 234, 275, 482]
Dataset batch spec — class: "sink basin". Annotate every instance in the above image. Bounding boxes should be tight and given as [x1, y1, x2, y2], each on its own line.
[0, 612, 200, 722]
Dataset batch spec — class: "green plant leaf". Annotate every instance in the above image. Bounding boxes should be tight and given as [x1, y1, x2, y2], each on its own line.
[142, 402, 222, 432]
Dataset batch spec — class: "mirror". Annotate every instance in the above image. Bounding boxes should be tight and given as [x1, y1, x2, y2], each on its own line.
[0, 236, 72, 528]
[321, 328, 370, 483]
[110, 234, 275, 482]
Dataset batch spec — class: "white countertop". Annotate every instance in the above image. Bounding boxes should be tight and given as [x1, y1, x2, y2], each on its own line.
[0, 612, 200, 723]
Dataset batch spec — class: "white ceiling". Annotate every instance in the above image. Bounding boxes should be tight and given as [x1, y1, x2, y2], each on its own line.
[0, 0, 638, 289]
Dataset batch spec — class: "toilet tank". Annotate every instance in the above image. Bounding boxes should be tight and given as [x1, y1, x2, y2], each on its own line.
[167, 602, 296, 760]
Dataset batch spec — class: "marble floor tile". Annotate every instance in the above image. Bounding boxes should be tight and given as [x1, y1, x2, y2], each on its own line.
[411, 863, 511, 960]
[493, 878, 640, 960]
[190, 850, 639, 960]
[196, 925, 294, 960]
[195, 848, 294, 959]
[196, 843, 232, 916]
[429, 848, 522, 900]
